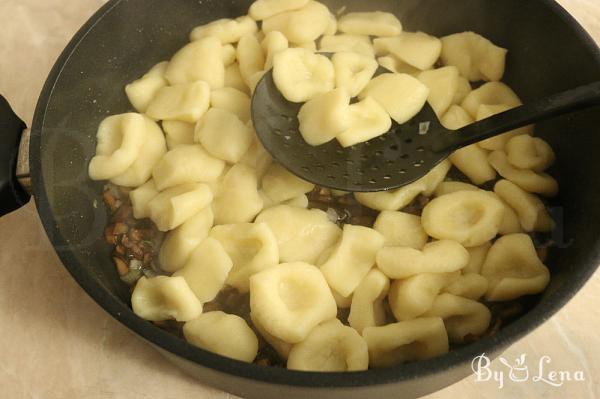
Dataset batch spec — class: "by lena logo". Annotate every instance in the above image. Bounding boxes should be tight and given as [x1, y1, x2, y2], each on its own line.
[471, 353, 585, 389]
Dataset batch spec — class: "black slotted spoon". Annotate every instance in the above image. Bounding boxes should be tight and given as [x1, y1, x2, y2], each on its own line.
[252, 69, 600, 193]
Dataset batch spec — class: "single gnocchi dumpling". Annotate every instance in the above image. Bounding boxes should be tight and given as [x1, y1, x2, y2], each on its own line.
[476, 104, 533, 151]
[377, 240, 469, 279]
[210, 222, 279, 293]
[298, 88, 352, 146]
[110, 117, 168, 187]
[440, 32, 507, 82]
[88, 113, 146, 181]
[184, 312, 259, 363]
[148, 183, 213, 232]
[481, 234, 551, 301]
[319, 225, 385, 297]
[488, 151, 559, 197]
[333, 52, 379, 97]
[377, 55, 420, 75]
[190, 16, 258, 44]
[359, 73, 430, 124]
[288, 319, 369, 372]
[164, 37, 225, 88]
[125, 62, 168, 113]
[373, 32, 442, 71]
[388, 272, 460, 321]
[210, 87, 252, 123]
[336, 97, 392, 147]
[337, 11, 402, 37]
[255, 205, 342, 264]
[195, 108, 254, 164]
[152, 145, 226, 191]
[373, 211, 428, 249]
[421, 190, 505, 247]
[494, 180, 554, 232]
[505, 135, 556, 172]
[354, 160, 451, 211]
[443, 273, 489, 301]
[262, 31, 289, 70]
[320, 35, 375, 57]
[261, 1, 331, 44]
[162, 121, 195, 149]
[250, 262, 337, 343]
[273, 48, 335, 103]
[237, 34, 266, 89]
[363, 317, 449, 368]
[249, 0, 310, 21]
[131, 276, 203, 322]
[146, 81, 211, 123]
[129, 179, 159, 219]
[461, 82, 522, 118]
[225, 63, 251, 94]
[212, 164, 264, 225]
[418, 66, 460, 117]
[251, 312, 292, 360]
[159, 207, 214, 273]
[174, 238, 233, 303]
[423, 293, 492, 343]
[262, 163, 315, 203]
[348, 269, 390, 334]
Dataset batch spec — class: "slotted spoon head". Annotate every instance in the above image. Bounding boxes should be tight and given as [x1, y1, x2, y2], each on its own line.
[251, 69, 455, 193]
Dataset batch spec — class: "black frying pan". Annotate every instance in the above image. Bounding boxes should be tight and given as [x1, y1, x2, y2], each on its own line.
[1, 0, 600, 398]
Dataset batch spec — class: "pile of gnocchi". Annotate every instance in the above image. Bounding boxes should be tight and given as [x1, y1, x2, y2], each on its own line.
[89, 0, 558, 372]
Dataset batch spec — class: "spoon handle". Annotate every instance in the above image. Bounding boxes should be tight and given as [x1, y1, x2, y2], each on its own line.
[439, 81, 600, 152]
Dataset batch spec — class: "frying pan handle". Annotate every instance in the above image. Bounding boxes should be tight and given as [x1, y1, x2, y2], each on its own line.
[0, 95, 31, 216]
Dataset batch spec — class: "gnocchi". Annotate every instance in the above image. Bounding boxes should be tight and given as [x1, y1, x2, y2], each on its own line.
[320, 34, 375, 57]
[125, 62, 168, 113]
[261, 163, 315, 203]
[418, 66, 460, 117]
[195, 108, 254, 164]
[506, 135, 556, 172]
[146, 81, 211, 123]
[298, 88, 352, 146]
[494, 180, 555, 232]
[373, 32, 442, 71]
[212, 164, 264, 225]
[148, 183, 213, 232]
[337, 11, 402, 37]
[131, 276, 203, 322]
[373, 211, 428, 249]
[348, 269, 390, 334]
[332, 52, 379, 97]
[164, 37, 225, 89]
[336, 96, 392, 147]
[190, 16, 258, 44]
[261, 1, 331, 44]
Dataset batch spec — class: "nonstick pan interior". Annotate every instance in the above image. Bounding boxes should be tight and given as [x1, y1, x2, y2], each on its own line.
[29, 0, 600, 397]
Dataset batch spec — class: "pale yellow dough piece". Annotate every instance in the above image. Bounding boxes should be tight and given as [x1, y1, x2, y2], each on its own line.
[249, 0, 310, 21]
[174, 238, 233, 303]
[338, 11, 402, 37]
[262, 163, 315, 203]
[159, 207, 214, 273]
[273, 48, 335, 103]
[463, 242, 491, 274]
[320, 34, 375, 57]
[388, 272, 459, 321]
[152, 145, 226, 191]
[373, 211, 428, 249]
[262, 31, 289, 70]
[443, 273, 489, 301]
[211, 223, 279, 293]
[377, 55, 421, 75]
[336, 97, 392, 147]
[255, 205, 342, 264]
[125, 62, 168, 113]
[488, 151, 558, 197]
[462, 82, 522, 118]
[148, 183, 213, 232]
[222, 44, 237, 66]
[377, 240, 469, 279]
[210, 87, 252, 123]
[298, 88, 351, 146]
[239, 135, 273, 179]
[288, 319, 369, 371]
[262, 1, 331, 44]
[319, 225, 385, 297]
[494, 180, 554, 232]
[132, 276, 203, 322]
[423, 293, 491, 343]
[251, 313, 292, 360]
[440, 31, 507, 82]
[162, 121, 195, 149]
[184, 312, 258, 363]
[195, 108, 254, 164]
[129, 180, 159, 219]
[164, 37, 225, 88]
[88, 113, 146, 181]
[481, 234, 551, 301]
[363, 317, 449, 368]
[225, 63, 251, 95]
[505, 135, 556, 172]
[190, 16, 258, 44]
[212, 164, 264, 225]
[146, 81, 211, 123]
[237, 34, 266, 89]
[348, 269, 390, 334]
[333, 52, 379, 97]
[418, 66, 460, 117]
[374, 32, 442, 71]
[359, 73, 430, 124]
[421, 190, 504, 247]
[250, 262, 337, 343]
[476, 104, 533, 151]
